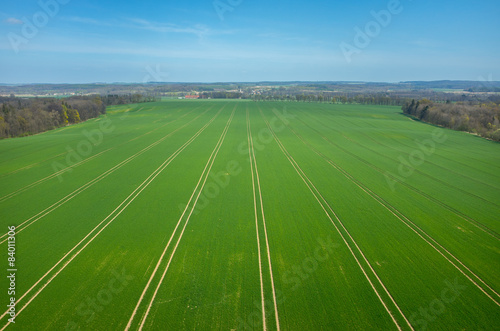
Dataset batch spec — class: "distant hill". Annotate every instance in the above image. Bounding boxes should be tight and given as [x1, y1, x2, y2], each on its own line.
[400, 80, 500, 91]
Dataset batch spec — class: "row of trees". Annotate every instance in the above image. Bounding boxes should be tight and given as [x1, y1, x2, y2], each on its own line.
[100, 94, 160, 105]
[199, 92, 243, 99]
[402, 99, 500, 141]
[0, 93, 160, 139]
[248, 84, 500, 105]
[0, 96, 107, 138]
[251, 93, 409, 105]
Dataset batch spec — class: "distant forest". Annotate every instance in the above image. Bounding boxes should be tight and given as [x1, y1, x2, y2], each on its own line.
[0, 94, 158, 138]
[402, 99, 500, 141]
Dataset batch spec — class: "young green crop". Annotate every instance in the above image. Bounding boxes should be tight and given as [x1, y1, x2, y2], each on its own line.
[0, 100, 498, 330]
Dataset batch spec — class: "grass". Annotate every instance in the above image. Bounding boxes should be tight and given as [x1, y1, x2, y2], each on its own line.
[0, 100, 498, 330]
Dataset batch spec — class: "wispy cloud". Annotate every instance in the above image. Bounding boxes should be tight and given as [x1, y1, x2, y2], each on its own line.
[62, 16, 213, 39]
[257, 32, 282, 38]
[4, 17, 23, 25]
[127, 18, 210, 37]
[409, 38, 441, 48]
[64, 16, 103, 25]
[256, 31, 315, 44]
[0, 34, 344, 66]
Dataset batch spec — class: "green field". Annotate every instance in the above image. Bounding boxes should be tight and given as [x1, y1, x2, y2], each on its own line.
[0, 100, 499, 330]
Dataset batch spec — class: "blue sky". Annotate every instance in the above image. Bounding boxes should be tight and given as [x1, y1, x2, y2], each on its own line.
[0, 0, 499, 83]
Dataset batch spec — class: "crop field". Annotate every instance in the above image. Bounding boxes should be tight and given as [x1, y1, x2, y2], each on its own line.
[0, 100, 499, 330]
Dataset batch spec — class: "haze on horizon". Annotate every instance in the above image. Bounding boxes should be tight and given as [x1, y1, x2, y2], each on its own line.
[0, 0, 499, 84]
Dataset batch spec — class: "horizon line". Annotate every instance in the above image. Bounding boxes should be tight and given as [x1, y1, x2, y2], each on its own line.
[1, 79, 500, 86]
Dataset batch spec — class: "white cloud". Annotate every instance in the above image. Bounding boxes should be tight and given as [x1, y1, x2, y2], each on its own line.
[5, 17, 23, 25]
[62, 16, 214, 39]
[126, 18, 210, 38]
[64, 16, 103, 25]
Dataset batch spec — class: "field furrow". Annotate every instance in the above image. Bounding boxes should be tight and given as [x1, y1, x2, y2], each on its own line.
[0, 100, 498, 330]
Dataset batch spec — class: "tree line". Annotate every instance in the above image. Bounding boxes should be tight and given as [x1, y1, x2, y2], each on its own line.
[100, 93, 160, 105]
[402, 99, 500, 141]
[199, 91, 243, 99]
[251, 92, 409, 105]
[0, 93, 158, 138]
